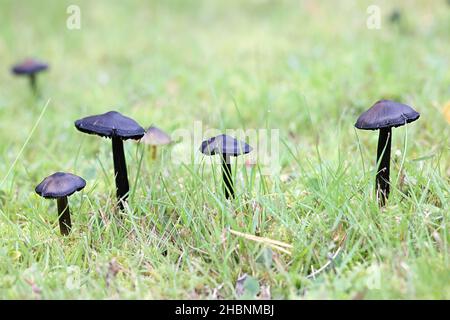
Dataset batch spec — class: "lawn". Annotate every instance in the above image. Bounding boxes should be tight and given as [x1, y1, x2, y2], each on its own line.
[0, 0, 449, 299]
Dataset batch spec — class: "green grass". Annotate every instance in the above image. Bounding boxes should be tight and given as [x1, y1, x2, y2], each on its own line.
[0, 0, 449, 299]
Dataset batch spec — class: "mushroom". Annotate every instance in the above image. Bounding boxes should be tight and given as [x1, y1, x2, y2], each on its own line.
[200, 134, 252, 199]
[35, 172, 86, 236]
[75, 111, 145, 210]
[11, 58, 48, 94]
[389, 9, 401, 24]
[355, 100, 420, 206]
[140, 125, 172, 159]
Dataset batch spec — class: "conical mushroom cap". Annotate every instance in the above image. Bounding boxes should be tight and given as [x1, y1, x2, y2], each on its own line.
[355, 100, 420, 130]
[12, 59, 48, 75]
[141, 126, 172, 146]
[35, 172, 86, 199]
[200, 134, 252, 157]
[75, 111, 145, 140]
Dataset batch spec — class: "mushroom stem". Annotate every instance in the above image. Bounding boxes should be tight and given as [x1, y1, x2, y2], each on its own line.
[57, 196, 71, 236]
[376, 127, 392, 206]
[112, 136, 129, 210]
[151, 145, 157, 160]
[29, 74, 37, 94]
[222, 154, 234, 199]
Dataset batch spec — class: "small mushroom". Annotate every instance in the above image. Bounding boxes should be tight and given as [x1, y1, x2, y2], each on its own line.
[200, 134, 252, 199]
[140, 125, 172, 159]
[389, 9, 401, 24]
[355, 100, 420, 206]
[35, 172, 86, 236]
[11, 58, 48, 94]
[74, 111, 145, 210]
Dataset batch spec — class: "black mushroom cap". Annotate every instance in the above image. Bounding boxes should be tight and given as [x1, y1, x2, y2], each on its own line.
[35, 172, 86, 199]
[200, 134, 252, 157]
[74, 111, 145, 140]
[12, 59, 48, 75]
[355, 100, 420, 130]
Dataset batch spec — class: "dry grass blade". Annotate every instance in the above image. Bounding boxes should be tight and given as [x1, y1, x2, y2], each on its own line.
[268, 244, 292, 255]
[229, 228, 293, 255]
[306, 246, 342, 279]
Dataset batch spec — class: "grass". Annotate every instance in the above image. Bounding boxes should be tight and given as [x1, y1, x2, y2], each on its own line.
[0, 0, 449, 299]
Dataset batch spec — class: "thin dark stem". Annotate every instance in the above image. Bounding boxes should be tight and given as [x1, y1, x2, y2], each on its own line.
[376, 127, 392, 206]
[112, 136, 129, 211]
[29, 74, 37, 95]
[222, 154, 234, 199]
[57, 196, 71, 236]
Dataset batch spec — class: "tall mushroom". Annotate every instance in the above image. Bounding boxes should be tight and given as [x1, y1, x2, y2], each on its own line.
[200, 134, 252, 199]
[11, 58, 48, 94]
[355, 100, 420, 206]
[140, 125, 172, 159]
[35, 172, 86, 236]
[75, 111, 145, 210]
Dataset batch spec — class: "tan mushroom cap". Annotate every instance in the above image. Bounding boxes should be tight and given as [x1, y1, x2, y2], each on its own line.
[140, 126, 172, 146]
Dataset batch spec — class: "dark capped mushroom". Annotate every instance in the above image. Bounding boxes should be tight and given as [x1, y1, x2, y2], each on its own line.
[140, 125, 172, 159]
[74, 111, 145, 210]
[35, 172, 86, 236]
[355, 100, 420, 206]
[200, 134, 252, 199]
[11, 58, 48, 94]
[389, 9, 401, 24]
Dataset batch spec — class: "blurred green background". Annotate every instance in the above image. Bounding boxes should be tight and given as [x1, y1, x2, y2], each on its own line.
[0, 0, 448, 299]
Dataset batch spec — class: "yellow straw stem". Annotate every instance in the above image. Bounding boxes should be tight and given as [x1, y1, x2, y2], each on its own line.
[229, 228, 293, 255]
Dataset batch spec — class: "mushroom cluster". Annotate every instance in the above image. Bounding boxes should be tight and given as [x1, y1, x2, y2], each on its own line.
[14, 57, 423, 236]
[33, 110, 146, 235]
